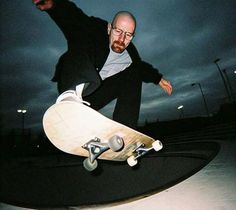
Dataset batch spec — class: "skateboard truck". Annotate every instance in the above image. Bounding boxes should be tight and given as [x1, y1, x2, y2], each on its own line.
[127, 140, 163, 167]
[82, 136, 124, 171]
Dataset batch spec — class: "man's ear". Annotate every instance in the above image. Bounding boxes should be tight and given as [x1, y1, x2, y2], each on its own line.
[107, 23, 112, 35]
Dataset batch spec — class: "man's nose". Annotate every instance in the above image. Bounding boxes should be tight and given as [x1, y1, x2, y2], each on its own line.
[118, 32, 126, 42]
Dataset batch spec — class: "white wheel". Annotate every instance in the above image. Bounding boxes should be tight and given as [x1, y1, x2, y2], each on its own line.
[108, 135, 124, 151]
[83, 158, 98, 171]
[152, 140, 163, 151]
[127, 156, 138, 167]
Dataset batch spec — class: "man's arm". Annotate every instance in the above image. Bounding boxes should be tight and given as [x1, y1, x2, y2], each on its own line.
[140, 61, 172, 95]
[32, 0, 90, 41]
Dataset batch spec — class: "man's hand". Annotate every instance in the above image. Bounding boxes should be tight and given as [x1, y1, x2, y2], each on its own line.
[33, 0, 54, 11]
[159, 78, 173, 95]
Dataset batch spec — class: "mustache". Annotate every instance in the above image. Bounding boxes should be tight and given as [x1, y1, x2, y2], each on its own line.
[113, 40, 125, 48]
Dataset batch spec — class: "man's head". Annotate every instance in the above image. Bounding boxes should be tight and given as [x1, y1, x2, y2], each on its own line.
[108, 11, 136, 53]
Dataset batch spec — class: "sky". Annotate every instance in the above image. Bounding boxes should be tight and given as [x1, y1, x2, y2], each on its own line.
[0, 0, 236, 133]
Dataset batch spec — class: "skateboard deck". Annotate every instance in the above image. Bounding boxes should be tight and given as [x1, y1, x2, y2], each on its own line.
[43, 101, 162, 170]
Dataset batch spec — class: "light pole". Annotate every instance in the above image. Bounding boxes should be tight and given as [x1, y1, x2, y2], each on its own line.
[192, 83, 210, 117]
[214, 58, 232, 102]
[17, 109, 27, 135]
[177, 105, 184, 119]
[222, 69, 234, 101]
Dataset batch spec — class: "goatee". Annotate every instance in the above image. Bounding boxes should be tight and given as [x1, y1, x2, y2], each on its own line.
[111, 40, 125, 53]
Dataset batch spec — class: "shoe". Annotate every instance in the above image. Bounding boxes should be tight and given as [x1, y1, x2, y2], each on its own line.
[56, 89, 90, 105]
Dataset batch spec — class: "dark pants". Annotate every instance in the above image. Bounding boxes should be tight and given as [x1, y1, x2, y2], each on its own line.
[84, 68, 142, 128]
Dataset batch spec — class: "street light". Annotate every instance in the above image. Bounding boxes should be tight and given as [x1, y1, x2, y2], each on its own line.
[222, 69, 234, 101]
[214, 58, 232, 102]
[191, 83, 210, 117]
[17, 109, 27, 135]
[177, 105, 184, 119]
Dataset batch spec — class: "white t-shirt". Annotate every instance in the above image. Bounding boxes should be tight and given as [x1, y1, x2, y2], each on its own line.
[99, 48, 132, 80]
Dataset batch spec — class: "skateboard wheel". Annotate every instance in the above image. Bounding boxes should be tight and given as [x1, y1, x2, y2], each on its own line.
[152, 140, 163, 151]
[83, 158, 98, 171]
[127, 156, 138, 167]
[108, 135, 124, 152]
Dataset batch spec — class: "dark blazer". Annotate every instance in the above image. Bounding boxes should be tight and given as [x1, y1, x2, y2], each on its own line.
[48, 0, 163, 95]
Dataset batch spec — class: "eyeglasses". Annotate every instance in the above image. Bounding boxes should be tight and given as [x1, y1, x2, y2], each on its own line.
[111, 25, 135, 40]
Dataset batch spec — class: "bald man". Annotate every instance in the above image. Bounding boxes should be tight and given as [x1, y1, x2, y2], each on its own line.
[33, 0, 172, 128]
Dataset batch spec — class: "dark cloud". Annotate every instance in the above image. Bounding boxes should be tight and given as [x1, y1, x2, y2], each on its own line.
[1, 0, 236, 132]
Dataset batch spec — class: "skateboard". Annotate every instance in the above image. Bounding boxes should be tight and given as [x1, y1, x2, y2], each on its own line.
[43, 101, 163, 171]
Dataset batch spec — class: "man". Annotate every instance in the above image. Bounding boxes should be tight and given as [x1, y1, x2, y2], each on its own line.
[33, 0, 172, 128]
